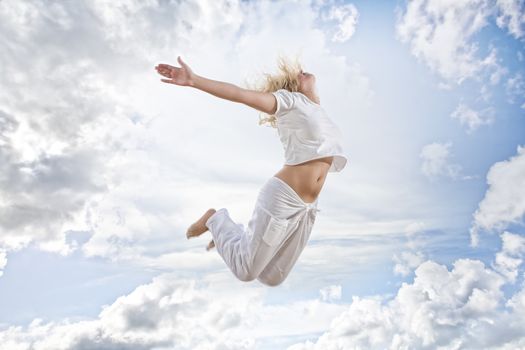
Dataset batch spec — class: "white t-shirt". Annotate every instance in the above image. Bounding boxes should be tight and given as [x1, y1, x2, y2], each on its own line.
[271, 89, 348, 172]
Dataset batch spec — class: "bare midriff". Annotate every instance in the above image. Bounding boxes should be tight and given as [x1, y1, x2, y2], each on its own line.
[273, 156, 334, 204]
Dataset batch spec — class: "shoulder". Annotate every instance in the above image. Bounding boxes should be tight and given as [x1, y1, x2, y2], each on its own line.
[272, 89, 297, 116]
[272, 89, 296, 98]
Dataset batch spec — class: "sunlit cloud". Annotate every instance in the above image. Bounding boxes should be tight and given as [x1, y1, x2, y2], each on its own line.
[0, 0, 524, 348]
[470, 145, 525, 246]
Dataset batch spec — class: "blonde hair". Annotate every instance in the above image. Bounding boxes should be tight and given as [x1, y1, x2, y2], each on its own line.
[243, 54, 303, 128]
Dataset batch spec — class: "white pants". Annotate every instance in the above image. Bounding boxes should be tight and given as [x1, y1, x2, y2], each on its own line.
[205, 176, 320, 286]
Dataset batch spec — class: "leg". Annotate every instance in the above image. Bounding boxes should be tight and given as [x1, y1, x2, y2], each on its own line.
[186, 208, 217, 239]
[205, 205, 290, 283]
[257, 214, 315, 286]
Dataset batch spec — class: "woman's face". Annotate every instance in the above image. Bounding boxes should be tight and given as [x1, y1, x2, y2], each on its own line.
[298, 69, 316, 93]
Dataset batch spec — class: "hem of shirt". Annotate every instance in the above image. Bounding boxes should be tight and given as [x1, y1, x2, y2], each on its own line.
[284, 154, 348, 169]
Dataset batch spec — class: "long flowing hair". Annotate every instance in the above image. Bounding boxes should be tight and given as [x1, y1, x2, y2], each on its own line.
[243, 54, 303, 128]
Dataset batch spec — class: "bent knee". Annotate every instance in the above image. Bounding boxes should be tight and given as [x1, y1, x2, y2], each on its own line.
[257, 275, 284, 287]
[236, 270, 259, 282]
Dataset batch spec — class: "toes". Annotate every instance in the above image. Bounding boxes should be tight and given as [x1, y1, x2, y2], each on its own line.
[186, 225, 197, 239]
[206, 239, 215, 251]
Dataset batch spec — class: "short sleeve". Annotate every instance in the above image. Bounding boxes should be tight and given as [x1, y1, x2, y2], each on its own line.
[271, 89, 295, 117]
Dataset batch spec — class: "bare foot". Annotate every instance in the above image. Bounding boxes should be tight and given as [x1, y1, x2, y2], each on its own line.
[206, 239, 215, 251]
[186, 208, 216, 239]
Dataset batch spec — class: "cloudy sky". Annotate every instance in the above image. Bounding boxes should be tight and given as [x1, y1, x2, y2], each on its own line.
[0, 0, 524, 348]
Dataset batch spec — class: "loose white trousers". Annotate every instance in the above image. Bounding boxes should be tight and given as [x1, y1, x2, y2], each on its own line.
[205, 176, 320, 286]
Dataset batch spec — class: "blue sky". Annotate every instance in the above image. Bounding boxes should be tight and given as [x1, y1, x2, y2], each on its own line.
[0, 0, 524, 348]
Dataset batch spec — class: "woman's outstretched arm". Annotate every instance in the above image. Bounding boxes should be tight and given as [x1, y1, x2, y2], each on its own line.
[155, 56, 277, 115]
[191, 74, 243, 103]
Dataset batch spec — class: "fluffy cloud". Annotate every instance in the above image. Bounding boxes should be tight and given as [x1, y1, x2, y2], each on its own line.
[395, 0, 502, 85]
[0, 0, 156, 265]
[86, 0, 244, 59]
[450, 102, 495, 133]
[2, 234, 524, 349]
[505, 72, 525, 106]
[0, 0, 375, 273]
[393, 250, 426, 277]
[2, 1, 523, 348]
[0, 0, 244, 274]
[5, 243, 512, 350]
[493, 231, 525, 283]
[0, 273, 349, 349]
[495, 0, 525, 39]
[395, 0, 525, 88]
[0, 249, 6, 277]
[289, 244, 525, 349]
[0, 274, 260, 349]
[392, 222, 427, 277]
[320, 3, 360, 43]
[470, 145, 525, 246]
[319, 284, 342, 302]
[420, 141, 463, 180]
[288, 138, 525, 349]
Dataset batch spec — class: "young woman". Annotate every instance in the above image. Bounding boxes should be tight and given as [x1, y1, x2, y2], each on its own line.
[155, 55, 348, 286]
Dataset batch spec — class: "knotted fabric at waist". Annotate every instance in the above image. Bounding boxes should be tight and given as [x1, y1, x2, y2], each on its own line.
[257, 176, 321, 221]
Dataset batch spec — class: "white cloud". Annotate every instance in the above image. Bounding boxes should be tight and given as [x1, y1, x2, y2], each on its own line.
[0, 273, 349, 349]
[319, 285, 342, 302]
[0, 0, 378, 287]
[404, 221, 425, 236]
[289, 247, 525, 349]
[86, 0, 244, 61]
[0, 0, 376, 258]
[3, 2, 523, 348]
[487, 56, 509, 85]
[470, 145, 525, 246]
[0, 0, 154, 264]
[450, 102, 495, 133]
[393, 250, 426, 277]
[493, 231, 525, 283]
[0, 0, 254, 265]
[395, 0, 500, 85]
[420, 141, 463, 180]
[0, 275, 259, 349]
[393, 0, 525, 89]
[2, 218, 524, 349]
[505, 71, 525, 105]
[323, 3, 360, 43]
[0, 249, 6, 277]
[495, 0, 525, 40]
[392, 222, 427, 277]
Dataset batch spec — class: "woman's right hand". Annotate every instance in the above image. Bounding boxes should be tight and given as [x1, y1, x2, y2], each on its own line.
[155, 56, 195, 87]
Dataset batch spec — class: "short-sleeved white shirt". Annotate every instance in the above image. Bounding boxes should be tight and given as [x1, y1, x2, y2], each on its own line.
[271, 89, 348, 172]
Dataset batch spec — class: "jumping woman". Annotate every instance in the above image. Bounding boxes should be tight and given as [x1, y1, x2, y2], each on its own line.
[155, 55, 348, 286]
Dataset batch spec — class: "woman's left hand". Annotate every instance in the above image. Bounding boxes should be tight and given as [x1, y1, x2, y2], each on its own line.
[155, 56, 195, 87]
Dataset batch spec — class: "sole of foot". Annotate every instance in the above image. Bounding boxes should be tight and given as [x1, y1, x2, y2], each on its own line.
[186, 208, 216, 239]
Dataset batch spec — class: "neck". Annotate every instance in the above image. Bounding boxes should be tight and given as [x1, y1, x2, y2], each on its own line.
[302, 90, 320, 105]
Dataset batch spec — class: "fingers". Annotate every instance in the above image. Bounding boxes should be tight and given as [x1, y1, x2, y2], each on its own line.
[156, 63, 177, 69]
[157, 70, 172, 79]
[155, 65, 180, 80]
[155, 65, 175, 74]
[156, 57, 187, 71]
[155, 59, 185, 84]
